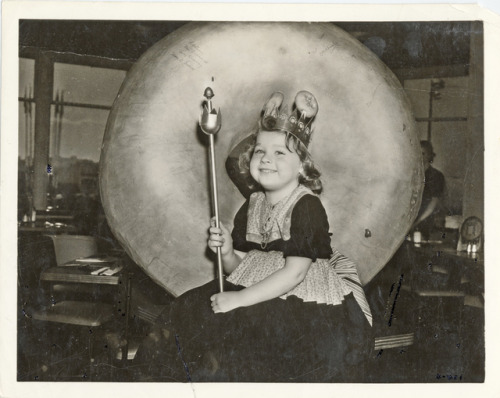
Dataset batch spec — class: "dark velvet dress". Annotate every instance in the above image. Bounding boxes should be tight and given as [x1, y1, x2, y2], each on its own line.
[134, 186, 372, 382]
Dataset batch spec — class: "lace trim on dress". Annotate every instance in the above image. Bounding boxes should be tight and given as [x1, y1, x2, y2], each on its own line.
[227, 250, 352, 307]
[246, 185, 313, 247]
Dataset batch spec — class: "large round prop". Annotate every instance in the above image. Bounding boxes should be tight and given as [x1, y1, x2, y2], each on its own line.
[100, 22, 422, 296]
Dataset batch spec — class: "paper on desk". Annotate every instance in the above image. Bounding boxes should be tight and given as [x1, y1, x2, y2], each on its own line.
[90, 265, 123, 276]
[101, 266, 123, 276]
[75, 256, 118, 263]
[91, 266, 109, 275]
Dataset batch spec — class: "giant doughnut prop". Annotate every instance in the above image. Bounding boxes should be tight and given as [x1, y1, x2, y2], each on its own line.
[100, 22, 423, 296]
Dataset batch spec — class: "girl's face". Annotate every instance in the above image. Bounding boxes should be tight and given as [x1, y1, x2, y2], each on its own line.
[250, 130, 302, 201]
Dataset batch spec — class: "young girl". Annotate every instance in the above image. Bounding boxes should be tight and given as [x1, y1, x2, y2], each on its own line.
[133, 91, 372, 382]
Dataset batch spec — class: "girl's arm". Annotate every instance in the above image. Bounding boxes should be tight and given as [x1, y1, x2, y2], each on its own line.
[220, 250, 243, 275]
[210, 256, 312, 313]
[208, 218, 244, 274]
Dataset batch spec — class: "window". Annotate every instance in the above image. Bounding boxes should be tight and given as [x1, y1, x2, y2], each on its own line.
[404, 76, 469, 215]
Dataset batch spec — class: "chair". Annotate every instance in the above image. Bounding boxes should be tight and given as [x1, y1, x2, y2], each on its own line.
[47, 234, 104, 301]
[411, 289, 465, 331]
[33, 300, 115, 327]
[48, 234, 98, 265]
[18, 234, 58, 380]
[30, 245, 130, 380]
[370, 272, 416, 350]
[113, 301, 166, 361]
[108, 263, 176, 363]
[374, 333, 414, 351]
[32, 300, 116, 373]
[363, 242, 418, 382]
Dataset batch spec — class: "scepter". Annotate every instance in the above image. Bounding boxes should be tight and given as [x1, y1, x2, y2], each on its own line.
[199, 87, 224, 292]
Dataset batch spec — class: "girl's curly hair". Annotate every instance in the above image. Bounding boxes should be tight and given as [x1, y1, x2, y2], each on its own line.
[238, 127, 323, 195]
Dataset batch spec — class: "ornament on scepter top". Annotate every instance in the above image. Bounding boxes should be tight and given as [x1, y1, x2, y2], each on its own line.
[200, 87, 222, 135]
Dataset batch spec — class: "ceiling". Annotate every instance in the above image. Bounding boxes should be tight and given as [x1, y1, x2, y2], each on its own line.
[19, 20, 478, 76]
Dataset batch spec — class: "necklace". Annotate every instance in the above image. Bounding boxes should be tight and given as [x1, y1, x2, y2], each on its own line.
[259, 200, 273, 249]
[259, 196, 287, 249]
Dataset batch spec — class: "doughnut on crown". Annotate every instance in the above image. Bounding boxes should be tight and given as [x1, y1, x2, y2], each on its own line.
[261, 91, 319, 147]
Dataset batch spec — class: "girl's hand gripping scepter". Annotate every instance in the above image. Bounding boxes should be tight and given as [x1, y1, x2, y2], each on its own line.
[199, 87, 224, 292]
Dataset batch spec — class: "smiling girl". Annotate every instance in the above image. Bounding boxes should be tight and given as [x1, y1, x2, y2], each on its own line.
[133, 91, 372, 382]
[208, 127, 329, 314]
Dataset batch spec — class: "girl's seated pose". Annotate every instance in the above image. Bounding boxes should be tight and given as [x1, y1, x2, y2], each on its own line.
[133, 90, 372, 382]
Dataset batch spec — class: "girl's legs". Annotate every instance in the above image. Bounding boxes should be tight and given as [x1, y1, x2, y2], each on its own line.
[132, 280, 240, 381]
[132, 283, 372, 382]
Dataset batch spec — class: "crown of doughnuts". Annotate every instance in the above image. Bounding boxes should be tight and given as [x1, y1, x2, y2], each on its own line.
[261, 91, 319, 147]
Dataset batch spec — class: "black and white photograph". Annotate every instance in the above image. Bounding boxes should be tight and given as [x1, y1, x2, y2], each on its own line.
[2, 1, 500, 397]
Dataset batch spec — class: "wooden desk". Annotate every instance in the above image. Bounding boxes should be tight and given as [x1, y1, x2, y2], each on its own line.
[18, 221, 77, 234]
[411, 243, 483, 267]
[37, 213, 75, 221]
[410, 242, 484, 292]
[39, 259, 132, 364]
[41, 264, 123, 286]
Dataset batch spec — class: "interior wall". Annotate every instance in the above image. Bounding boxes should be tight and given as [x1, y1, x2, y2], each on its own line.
[462, 21, 484, 223]
[403, 74, 480, 217]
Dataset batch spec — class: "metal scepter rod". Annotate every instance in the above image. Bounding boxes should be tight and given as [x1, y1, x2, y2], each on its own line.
[199, 87, 224, 292]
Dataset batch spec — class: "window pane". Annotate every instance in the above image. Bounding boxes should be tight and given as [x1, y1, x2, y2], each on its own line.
[50, 105, 109, 162]
[432, 77, 469, 118]
[49, 106, 108, 212]
[19, 58, 35, 160]
[404, 79, 429, 118]
[404, 77, 469, 119]
[19, 58, 35, 93]
[415, 121, 428, 141]
[53, 63, 126, 106]
[432, 121, 468, 215]
[431, 121, 468, 179]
